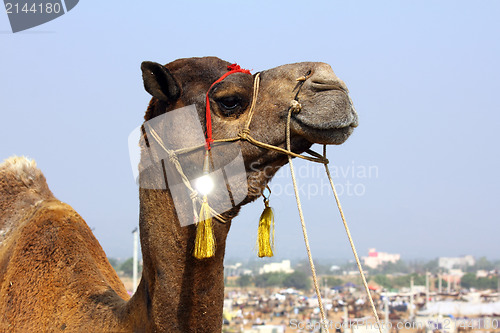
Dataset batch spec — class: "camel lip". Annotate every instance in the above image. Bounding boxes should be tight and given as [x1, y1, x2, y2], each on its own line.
[291, 112, 358, 131]
[290, 116, 357, 145]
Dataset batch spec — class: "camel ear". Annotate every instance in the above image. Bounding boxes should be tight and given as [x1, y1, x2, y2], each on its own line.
[141, 61, 180, 101]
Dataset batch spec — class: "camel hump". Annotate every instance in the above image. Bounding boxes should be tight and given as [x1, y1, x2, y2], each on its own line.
[0, 156, 55, 244]
[0, 156, 44, 188]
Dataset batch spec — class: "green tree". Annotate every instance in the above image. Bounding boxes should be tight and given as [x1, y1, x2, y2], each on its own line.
[120, 258, 134, 276]
[119, 258, 143, 277]
[326, 276, 343, 287]
[237, 274, 253, 287]
[254, 273, 286, 288]
[472, 257, 495, 271]
[391, 275, 410, 288]
[423, 259, 440, 274]
[267, 273, 286, 286]
[371, 260, 409, 275]
[459, 273, 498, 290]
[476, 277, 497, 289]
[373, 275, 391, 288]
[107, 257, 119, 270]
[372, 273, 427, 289]
[460, 273, 476, 289]
[283, 271, 311, 290]
[412, 273, 426, 286]
[434, 278, 448, 289]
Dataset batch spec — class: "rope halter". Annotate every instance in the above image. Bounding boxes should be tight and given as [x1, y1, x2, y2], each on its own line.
[203, 64, 328, 164]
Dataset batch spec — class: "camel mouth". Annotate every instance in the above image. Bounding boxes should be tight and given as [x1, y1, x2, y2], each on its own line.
[291, 116, 357, 145]
[293, 111, 359, 130]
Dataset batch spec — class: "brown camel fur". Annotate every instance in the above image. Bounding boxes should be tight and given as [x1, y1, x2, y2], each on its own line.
[0, 57, 358, 332]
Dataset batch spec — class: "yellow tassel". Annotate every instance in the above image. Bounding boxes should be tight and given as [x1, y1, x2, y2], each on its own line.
[194, 196, 216, 259]
[258, 199, 275, 257]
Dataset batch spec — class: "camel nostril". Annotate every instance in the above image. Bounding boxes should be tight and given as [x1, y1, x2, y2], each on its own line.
[310, 80, 344, 92]
[308, 64, 348, 92]
[310, 77, 349, 93]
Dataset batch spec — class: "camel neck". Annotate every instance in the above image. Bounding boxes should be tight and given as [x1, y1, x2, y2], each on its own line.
[127, 187, 231, 332]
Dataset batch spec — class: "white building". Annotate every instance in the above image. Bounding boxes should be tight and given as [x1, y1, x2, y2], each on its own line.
[476, 270, 489, 278]
[438, 255, 475, 270]
[362, 248, 400, 269]
[224, 262, 252, 277]
[259, 260, 294, 274]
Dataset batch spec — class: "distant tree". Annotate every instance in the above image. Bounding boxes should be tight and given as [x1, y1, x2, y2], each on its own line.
[409, 259, 440, 274]
[237, 274, 252, 287]
[461, 273, 498, 290]
[392, 274, 414, 288]
[412, 273, 426, 286]
[266, 273, 286, 286]
[373, 260, 409, 275]
[254, 273, 286, 288]
[340, 261, 358, 273]
[476, 277, 497, 290]
[314, 262, 331, 275]
[373, 273, 426, 289]
[294, 260, 311, 274]
[473, 257, 495, 271]
[326, 276, 343, 287]
[434, 278, 448, 289]
[119, 257, 143, 277]
[422, 259, 440, 274]
[292, 260, 331, 275]
[283, 271, 311, 290]
[460, 273, 476, 289]
[120, 258, 134, 276]
[108, 257, 119, 270]
[254, 274, 265, 287]
[373, 275, 391, 289]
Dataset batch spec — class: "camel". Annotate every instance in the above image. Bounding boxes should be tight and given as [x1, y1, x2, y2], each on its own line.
[0, 56, 358, 332]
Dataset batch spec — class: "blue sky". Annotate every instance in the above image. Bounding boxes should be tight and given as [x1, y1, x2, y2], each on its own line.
[1, 1, 499, 261]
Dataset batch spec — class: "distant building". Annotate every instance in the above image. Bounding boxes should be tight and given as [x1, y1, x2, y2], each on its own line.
[330, 265, 341, 272]
[476, 270, 489, 278]
[362, 248, 401, 269]
[259, 260, 294, 275]
[224, 263, 252, 277]
[442, 269, 464, 290]
[438, 255, 475, 271]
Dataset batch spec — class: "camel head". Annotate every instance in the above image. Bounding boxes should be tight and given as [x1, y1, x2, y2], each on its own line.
[140, 56, 358, 205]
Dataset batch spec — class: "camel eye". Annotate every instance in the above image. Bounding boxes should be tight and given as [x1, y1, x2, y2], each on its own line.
[217, 96, 241, 112]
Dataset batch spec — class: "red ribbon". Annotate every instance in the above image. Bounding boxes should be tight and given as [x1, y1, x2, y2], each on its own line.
[205, 64, 252, 149]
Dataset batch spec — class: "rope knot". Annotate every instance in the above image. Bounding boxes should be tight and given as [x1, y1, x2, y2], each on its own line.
[239, 128, 250, 140]
[167, 150, 178, 164]
[190, 190, 199, 201]
[290, 100, 302, 114]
